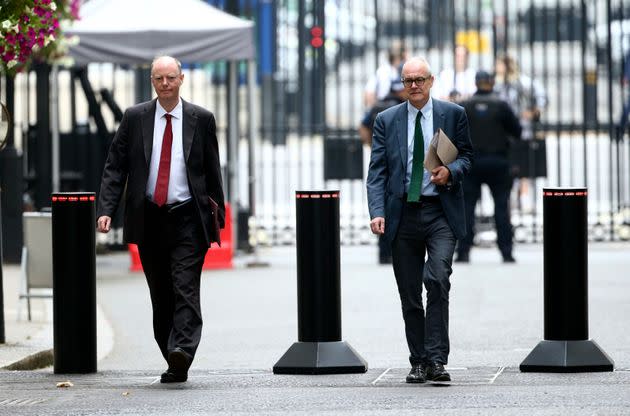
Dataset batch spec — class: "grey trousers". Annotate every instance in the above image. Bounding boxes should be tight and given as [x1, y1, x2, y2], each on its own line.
[391, 200, 456, 365]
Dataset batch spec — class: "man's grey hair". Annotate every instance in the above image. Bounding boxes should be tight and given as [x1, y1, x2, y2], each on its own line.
[151, 55, 182, 74]
[401, 56, 433, 77]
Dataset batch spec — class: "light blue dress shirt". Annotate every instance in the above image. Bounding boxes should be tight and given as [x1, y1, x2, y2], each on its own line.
[405, 98, 437, 196]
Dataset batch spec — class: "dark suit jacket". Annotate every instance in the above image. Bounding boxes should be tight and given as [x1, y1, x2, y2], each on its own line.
[97, 98, 225, 247]
[366, 99, 473, 243]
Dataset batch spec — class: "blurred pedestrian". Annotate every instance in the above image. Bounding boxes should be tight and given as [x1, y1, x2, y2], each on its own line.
[617, 49, 630, 140]
[494, 54, 547, 212]
[359, 76, 407, 264]
[363, 41, 407, 108]
[96, 55, 225, 383]
[457, 70, 522, 263]
[366, 56, 473, 383]
[433, 45, 477, 102]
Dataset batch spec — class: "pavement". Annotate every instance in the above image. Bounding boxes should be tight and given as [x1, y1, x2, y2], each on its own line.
[1, 242, 630, 414]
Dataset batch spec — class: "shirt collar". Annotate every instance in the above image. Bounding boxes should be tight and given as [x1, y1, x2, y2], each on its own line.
[407, 97, 433, 119]
[156, 99, 183, 120]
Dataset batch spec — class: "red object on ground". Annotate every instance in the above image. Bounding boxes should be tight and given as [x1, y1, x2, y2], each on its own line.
[128, 203, 233, 271]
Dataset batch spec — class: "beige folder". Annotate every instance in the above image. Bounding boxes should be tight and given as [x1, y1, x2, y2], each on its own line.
[424, 128, 458, 171]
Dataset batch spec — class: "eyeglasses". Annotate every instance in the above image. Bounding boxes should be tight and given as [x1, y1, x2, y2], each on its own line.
[151, 75, 180, 84]
[402, 76, 431, 88]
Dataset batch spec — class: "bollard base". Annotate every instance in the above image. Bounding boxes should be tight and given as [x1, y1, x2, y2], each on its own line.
[273, 341, 368, 375]
[520, 339, 614, 372]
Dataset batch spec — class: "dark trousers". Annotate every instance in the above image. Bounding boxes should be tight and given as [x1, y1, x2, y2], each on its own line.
[137, 199, 207, 363]
[391, 200, 456, 365]
[459, 154, 513, 257]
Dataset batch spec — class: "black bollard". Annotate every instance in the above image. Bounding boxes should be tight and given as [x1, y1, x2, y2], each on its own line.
[0, 188, 5, 344]
[520, 187, 614, 372]
[52, 192, 97, 373]
[273, 190, 367, 374]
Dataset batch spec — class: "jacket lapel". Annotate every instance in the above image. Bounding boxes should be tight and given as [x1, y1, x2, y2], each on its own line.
[432, 99, 445, 135]
[182, 100, 196, 162]
[141, 100, 157, 166]
[396, 104, 408, 172]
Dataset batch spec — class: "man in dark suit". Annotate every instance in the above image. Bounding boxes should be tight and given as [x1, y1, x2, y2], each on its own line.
[366, 56, 473, 383]
[97, 55, 225, 383]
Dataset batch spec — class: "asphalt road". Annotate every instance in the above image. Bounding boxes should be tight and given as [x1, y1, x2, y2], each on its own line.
[1, 243, 629, 415]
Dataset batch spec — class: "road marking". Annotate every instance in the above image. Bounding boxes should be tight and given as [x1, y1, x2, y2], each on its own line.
[371, 368, 391, 385]
[489, 366, 505, 384]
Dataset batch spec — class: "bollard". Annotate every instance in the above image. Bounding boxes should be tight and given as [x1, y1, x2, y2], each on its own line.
[0, 188, 5, 344]
[273, 190, 367, 374]
[520, 187, 614, 372]
[52, 192, 97, 373]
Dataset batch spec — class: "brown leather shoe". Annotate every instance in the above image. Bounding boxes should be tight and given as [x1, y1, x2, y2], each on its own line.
[405, 364, 426, 383]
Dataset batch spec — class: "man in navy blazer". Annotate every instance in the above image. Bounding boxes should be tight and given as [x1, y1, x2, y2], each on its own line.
[97, 56, 225, 383]
[367, 56, 473, 383]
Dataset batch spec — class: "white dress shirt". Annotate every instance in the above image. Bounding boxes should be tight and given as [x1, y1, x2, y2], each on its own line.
[405, 98, 437, 196]
[146, 99, 191, 204]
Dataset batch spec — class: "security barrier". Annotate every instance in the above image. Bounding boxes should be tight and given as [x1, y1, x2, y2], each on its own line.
[273, 190, 367, 374]
[520, 188, 614, 372]
[51, 192, 97, 374]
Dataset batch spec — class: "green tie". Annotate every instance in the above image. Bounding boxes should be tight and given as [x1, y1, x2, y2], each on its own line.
[407, 111, 424, 202]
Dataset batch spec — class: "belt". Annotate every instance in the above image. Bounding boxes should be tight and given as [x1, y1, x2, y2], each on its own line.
[146, 198, 193, 214]
[403, 193, 441, 204]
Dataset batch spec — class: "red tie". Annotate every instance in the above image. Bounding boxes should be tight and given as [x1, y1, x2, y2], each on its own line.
[153, 113, 173, 207]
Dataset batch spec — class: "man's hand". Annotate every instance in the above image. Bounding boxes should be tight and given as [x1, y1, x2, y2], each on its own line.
[430, 166, 451, 186]
[97, 216, 112, 233]
[370, 217, 385, 235]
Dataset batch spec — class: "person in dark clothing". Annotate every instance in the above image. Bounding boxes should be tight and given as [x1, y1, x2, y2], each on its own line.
[359, 78, 407, 147]
[457, 70, 522, 263]
[618, 50, 630, 140]
[359, 78, 407, 264]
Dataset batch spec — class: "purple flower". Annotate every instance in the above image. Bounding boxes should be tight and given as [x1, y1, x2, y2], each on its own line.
[5, 33, 16, 46]
[3, 52, 16, 62]
[34, 6, 46, 17]
[21, 15, 30, 25]
[71, 0, 81, 20]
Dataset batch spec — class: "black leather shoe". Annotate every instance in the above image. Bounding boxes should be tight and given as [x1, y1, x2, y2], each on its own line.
[454, 253, 469, 263]
[502, 254, 516, 263]
[405, 364, 426, 383]
[168, 348, 190, 372]
[160, 348, 191, 383]
[160, 370, 187, 383]
[425, 362, 451, 382]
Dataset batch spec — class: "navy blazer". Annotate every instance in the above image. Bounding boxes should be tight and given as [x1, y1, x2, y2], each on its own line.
[97, 98, 225, 247]
[366, 99, 473, 243]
